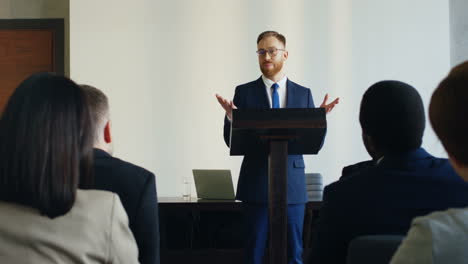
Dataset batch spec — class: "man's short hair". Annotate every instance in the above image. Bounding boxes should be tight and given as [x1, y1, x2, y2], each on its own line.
[80, 85, 109, 143]
[429, 61, 468, 165]
[359, 80, 425, 154]
[257, 31, 286, 47]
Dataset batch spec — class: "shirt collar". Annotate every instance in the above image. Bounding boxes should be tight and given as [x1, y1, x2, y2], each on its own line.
[261, 75, 287, 89]
[377, 148, 433, 168]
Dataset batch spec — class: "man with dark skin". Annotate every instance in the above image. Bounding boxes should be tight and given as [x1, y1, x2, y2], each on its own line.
[310, 80, 468, 264]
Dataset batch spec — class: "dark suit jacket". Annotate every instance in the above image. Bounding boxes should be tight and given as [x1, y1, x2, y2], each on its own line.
[223, 77, 321, 204]
[309, 148, 468, 264]
[93, 149, 159, 264]
[340, 160, 375, 180]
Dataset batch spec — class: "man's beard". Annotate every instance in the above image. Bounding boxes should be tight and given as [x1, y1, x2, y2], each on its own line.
[260, 61, 284, 78]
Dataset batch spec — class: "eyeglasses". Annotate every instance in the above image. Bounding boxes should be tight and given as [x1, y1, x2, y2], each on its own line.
[256, 48, 285, 57]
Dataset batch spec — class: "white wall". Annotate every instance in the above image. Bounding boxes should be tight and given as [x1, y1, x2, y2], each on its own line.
[70, 0, 450, 196]
[450, 0, 468, 66]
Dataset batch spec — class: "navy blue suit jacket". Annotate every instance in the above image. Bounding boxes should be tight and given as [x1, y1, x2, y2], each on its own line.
[224, 77, 320, 204]
[93, 149, 160, 264]
[309, 148, 468, 264]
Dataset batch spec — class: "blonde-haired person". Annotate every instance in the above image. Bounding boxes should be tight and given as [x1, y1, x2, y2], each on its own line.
[81, 84, 159, 264]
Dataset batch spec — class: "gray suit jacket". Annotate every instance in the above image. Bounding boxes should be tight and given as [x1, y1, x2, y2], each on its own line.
[391, 207, 468, 264]
[0, 190, 139, 264]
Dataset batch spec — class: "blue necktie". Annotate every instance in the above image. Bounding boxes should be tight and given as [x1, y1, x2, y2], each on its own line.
[271, 83, 279, 109]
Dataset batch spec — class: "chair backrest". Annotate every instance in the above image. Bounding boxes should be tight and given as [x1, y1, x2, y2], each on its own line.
[305, 173, 323, 201]
[346, 235, 404, 264]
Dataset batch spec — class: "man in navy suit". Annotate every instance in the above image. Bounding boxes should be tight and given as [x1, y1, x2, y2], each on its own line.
[216, 31, 339, 264]
[81, 85, 160, 264]
[309, 81, 468, 264]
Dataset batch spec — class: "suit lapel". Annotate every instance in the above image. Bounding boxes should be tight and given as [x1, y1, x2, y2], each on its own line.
[286, 79, 295, 108]
[254, 77, 270, 108]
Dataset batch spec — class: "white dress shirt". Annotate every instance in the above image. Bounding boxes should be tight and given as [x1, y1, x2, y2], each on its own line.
[262, 75, 288, 108]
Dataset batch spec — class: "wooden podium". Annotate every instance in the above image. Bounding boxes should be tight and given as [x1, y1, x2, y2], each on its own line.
[230, 108, 326, 264]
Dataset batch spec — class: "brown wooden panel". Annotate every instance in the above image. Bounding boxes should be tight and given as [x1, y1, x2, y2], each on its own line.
[0, 30, 54, 110]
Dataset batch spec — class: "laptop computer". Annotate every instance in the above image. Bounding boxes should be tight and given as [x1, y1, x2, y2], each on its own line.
[192, 169, 236, 200]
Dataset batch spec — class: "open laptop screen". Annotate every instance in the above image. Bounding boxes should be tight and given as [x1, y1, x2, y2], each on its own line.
[192, 169, 236, 200]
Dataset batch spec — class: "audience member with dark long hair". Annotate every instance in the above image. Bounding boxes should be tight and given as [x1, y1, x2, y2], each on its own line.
[0, 72, 139, 264]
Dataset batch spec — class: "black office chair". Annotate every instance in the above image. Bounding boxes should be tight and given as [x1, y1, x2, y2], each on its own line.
[346, 235, 404, 264]
[303, 173, 323, 250]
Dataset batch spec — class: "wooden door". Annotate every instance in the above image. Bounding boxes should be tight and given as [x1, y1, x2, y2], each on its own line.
[0, 19, 64, 111]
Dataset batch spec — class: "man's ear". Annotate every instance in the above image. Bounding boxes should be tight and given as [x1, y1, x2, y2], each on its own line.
[362, 132, 381, 160]
[283, 50, 289, 61]
[104, 121, 112, 144]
